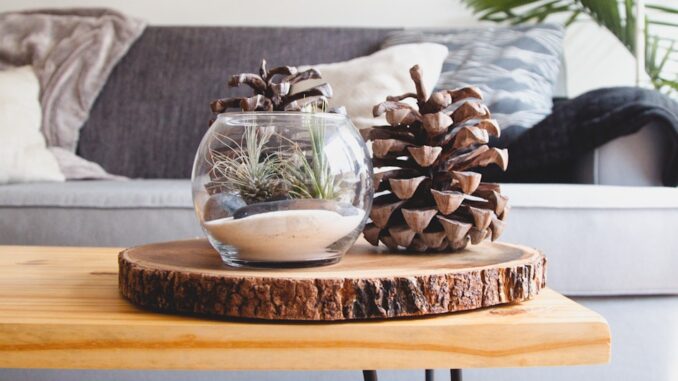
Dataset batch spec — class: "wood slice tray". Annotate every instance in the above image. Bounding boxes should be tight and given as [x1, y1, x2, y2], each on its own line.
[118, 239, 546, 321]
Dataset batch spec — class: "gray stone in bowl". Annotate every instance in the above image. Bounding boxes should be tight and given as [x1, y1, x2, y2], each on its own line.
[203, 193, 247, 221]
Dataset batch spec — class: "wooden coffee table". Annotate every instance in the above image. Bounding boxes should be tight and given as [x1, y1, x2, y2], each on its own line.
[0, 244, 610, 380]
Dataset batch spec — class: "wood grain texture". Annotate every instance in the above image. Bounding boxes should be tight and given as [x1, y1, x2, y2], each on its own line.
[0, 244, 610, 370]
[119, 239, 547, 321]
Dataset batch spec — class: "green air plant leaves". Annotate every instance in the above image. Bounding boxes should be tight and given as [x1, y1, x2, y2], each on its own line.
[208, 126, 292, 204]
[287, 115, 341, 200]
[462, 0, 678, 95]
[208, 120, 342, 204]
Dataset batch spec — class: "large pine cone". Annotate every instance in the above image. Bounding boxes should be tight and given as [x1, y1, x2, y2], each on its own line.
[362, 65, 509, 252]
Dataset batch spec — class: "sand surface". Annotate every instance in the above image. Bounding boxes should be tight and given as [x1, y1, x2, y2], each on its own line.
[204, 209, 365, 261]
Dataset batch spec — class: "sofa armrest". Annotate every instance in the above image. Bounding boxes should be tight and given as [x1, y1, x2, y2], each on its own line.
[574, 121, 670, 186]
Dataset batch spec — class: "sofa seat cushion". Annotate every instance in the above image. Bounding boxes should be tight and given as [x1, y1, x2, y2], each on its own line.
[0, 179, 192, 208]
[0, 180, 201, 247]
[1, 181, 676, 296]
[502, 184, 678, 296]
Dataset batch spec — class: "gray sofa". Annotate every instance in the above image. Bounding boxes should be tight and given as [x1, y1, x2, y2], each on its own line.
[1, 27, 677, 381]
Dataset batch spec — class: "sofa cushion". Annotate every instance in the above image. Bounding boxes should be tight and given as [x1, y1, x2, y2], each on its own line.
[1, 181, 676, 296]
[0, 179, 191, 208]
[0, 180, 201, 247]
[501, 184, 678, 296]
[77, 27, 398, 179]
[574, 120, 672, 186]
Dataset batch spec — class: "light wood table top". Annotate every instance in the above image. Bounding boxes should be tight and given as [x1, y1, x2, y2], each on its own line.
[0, 245, 610, 371]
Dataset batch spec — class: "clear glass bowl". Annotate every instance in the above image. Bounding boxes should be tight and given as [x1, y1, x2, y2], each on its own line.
[192, 112, 373, 268]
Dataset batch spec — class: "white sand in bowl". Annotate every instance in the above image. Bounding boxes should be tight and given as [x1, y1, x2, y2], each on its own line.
[204, 209, 365, 262]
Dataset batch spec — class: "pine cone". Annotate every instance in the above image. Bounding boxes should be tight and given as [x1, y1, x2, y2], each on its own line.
[210, 59, 333, 115]
[362, 65, 509, 252]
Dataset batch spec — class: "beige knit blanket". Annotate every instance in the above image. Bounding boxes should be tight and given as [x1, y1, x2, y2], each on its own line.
[0, 8, 145, 179]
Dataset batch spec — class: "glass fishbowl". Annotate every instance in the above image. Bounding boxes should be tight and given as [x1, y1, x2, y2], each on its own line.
[192, 112, 373, 268]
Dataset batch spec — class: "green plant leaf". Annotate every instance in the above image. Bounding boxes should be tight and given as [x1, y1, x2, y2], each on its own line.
[623, 0, 636, 51]
[465, 0, 549, 20]
[647, 20, 678, 28]
[656, 41, 675, 74]
[646, 34, 660, 77]
[509, 2, 574, 24]
[646, 4, 678, 14]
[579, 0, 624, 38]
[565, 9, 582, 26]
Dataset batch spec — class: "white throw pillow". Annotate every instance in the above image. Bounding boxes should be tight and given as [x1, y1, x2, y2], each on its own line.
[295, 43, 449, 129]
[0, 66, 65, 184]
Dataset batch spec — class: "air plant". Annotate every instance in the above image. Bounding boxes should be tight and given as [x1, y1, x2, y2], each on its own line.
[206, 85, 359, 204]
[207, 126, 291, 204]
[287, 119, 339, 200]
[286, 101, 347, 200]
[207, 118, 345, 204]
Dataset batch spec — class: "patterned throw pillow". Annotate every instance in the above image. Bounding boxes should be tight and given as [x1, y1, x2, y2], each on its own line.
[382, 24, 565, 145]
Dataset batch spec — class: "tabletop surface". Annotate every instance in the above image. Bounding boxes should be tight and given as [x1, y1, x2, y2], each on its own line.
[0, 244, 610, 371]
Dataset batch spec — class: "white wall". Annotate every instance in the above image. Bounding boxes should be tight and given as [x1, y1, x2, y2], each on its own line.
[0, 0, 664, 97]
[0, 0, 478, 27]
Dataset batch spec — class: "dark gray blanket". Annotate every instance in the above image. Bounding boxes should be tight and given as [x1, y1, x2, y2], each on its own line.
[484, 87, 678, 187]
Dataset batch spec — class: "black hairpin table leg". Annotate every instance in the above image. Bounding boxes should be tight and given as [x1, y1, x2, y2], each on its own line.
[425, 369, 435, 381]
[364, 368, 459, 380]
